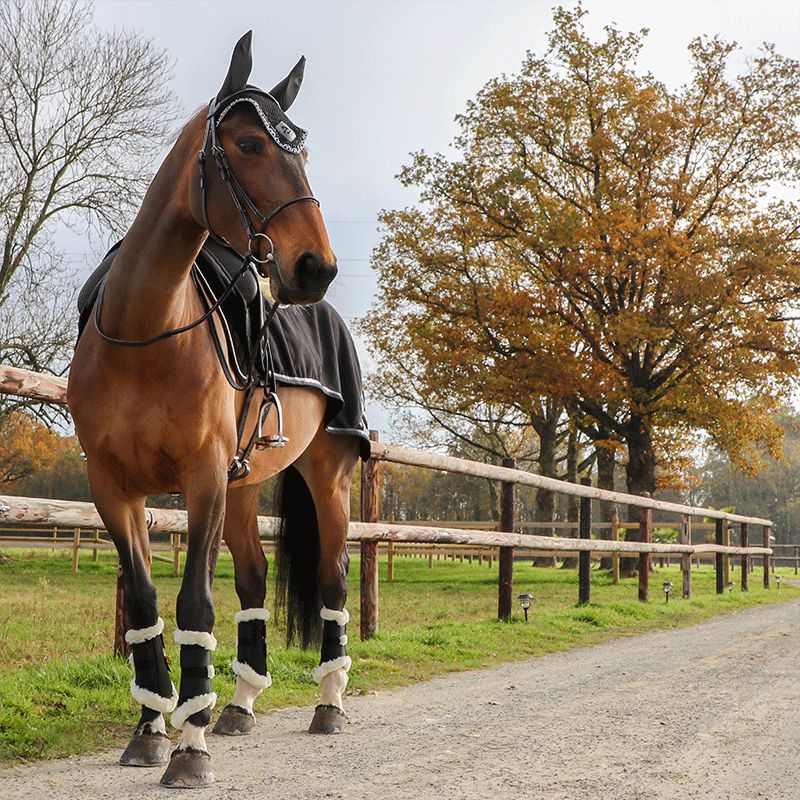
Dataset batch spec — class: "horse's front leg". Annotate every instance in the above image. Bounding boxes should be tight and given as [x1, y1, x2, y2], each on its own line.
[89, 463, 177, 768]
[159, 468, 227, 789]
[213, 484, 271, 736]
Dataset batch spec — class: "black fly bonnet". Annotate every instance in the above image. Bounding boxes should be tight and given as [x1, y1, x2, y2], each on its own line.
[214, 89, 307, 154]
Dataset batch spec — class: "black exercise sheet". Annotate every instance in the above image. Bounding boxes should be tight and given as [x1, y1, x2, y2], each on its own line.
[267, 300, 371, 460]
[77, 246, 371, 462]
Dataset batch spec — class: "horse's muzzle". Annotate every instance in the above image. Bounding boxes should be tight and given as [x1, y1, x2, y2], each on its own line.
[295, 251, 338, 291]
[276, 251, 337, 304]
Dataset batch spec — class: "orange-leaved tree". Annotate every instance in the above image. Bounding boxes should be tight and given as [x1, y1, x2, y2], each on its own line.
[360, 5, 800, 523]
[0, 410, 60, 484]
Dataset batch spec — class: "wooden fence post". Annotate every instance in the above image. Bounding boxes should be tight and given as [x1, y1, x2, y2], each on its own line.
[794, 545, 798, 576]
[92, 528, 100, 562]
[763, 525, 771, 589]
[387, 541, 395, 582]
[740, 522, 749, 592]
[360, 430, 380, 640]
[498, 456, 515, 621]
[722, 523, 731, 588]
[578, 477, 591, 605]
[72, 527, 81, 574]
[113, 561, 130, 658]
[715, 519, 725, 594]
[638, 497, 651, 603]
[681, 514, 692, 599]
[611, 510, 620, 585]
[173, 532, 181, 576]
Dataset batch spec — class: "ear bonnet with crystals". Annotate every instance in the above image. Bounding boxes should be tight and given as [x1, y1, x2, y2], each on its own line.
[211, 30, 308, 154]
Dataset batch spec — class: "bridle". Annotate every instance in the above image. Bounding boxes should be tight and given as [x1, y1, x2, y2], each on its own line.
[198, 88, 320, 274]
[93, 88, 320, 350]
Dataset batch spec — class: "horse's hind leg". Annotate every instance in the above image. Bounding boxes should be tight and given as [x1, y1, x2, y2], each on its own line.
[89, 463, 176, 767]
[213, 483, 271, 736]
[295, 432, 360, 735]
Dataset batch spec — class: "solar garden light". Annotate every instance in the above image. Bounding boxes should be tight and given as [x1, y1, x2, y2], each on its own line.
[776, 575, 782, 590]
[663, 581, 673, 603]
[727, 581, 734, 594]
[518, 592, 533, 622]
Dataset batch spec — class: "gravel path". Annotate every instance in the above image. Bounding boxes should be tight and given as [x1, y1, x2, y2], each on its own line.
[4, 600, 799, 800]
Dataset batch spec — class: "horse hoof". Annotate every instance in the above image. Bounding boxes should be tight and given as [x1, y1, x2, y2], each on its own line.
[212, 704, 255, 736]
[308, 703, 347, 734]
[119, 731, 172, 767]
[159, 748, 214, 788]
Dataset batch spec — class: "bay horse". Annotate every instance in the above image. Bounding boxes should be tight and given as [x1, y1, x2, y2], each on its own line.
[68, 32, 363, 788]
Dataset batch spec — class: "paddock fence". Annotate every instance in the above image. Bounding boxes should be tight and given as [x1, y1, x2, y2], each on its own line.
[0, 364, 779, 649]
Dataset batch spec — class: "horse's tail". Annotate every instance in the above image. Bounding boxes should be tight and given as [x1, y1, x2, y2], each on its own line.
[274, 465, 322, 649]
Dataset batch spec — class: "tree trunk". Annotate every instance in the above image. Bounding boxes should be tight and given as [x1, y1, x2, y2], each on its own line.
[533, 402, 560, 567]
[621, 417, 657, 577]
[596, 443, 616, 570]
[487, 478, 499, 522]
[562, 425, 579, 569]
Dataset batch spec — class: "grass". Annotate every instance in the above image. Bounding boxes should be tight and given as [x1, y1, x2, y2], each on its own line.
[1, 548, 798, 764]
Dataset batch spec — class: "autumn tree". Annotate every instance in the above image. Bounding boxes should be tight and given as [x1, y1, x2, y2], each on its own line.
[0, 0, 175, 421]
[0, 410, 60, 484]
[360, 5, 800, 533]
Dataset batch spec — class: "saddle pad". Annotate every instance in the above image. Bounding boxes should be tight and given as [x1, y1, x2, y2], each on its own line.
[268, 301, 371, 459]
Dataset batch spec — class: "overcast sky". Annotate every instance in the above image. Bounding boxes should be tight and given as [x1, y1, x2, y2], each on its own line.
[86, 0, 800, 434]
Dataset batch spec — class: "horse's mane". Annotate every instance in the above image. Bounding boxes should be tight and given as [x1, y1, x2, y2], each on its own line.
[168, 104, 207, 145]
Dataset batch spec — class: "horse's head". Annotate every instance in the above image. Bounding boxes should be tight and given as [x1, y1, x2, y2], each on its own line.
[193, 31, 336, 305]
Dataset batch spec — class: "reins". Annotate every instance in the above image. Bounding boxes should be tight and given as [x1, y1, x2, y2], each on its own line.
[92, 255, 262, 349]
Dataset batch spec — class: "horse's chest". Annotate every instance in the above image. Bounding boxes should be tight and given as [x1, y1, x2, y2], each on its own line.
[70, 352, 236, 493]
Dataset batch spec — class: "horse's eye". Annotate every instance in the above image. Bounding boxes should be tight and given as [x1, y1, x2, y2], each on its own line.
[238, 138, 264, 155]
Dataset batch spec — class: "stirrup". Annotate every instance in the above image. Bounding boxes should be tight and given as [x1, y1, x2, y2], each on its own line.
[254, 391, 289, 449]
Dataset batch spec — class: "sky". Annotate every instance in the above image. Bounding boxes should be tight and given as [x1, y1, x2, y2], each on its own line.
[81, 0, 800, 435]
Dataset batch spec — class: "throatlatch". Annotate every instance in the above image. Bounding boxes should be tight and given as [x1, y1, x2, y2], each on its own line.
[126, 617, 178, 714]
[313, 607, 352, 685]
[172, 629, 218, 730]
[231, 608, 272, 691]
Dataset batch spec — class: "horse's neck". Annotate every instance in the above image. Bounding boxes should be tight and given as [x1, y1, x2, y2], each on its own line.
[101, 117, 206, 339]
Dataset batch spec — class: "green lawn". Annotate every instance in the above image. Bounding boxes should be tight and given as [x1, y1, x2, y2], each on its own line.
[1, 549, 797, 764]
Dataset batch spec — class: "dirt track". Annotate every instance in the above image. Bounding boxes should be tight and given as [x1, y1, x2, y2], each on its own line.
[4, 599, 799, 800]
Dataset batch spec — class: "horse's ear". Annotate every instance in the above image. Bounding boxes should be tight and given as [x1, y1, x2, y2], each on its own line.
[216, 31, 253, 103]
[269, 56, 306, 111]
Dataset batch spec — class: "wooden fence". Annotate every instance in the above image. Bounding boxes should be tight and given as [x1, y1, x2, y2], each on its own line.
[0, 364, 779, 648]
[3, 527, 794, 576]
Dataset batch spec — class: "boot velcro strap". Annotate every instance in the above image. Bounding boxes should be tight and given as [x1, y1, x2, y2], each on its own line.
[321, 619, 347, 664]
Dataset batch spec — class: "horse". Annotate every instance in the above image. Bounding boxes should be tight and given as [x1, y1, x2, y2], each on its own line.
[68, 32, 365, 788]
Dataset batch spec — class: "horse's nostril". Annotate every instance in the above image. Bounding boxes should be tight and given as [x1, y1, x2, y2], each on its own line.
[295, 252, 337, 291]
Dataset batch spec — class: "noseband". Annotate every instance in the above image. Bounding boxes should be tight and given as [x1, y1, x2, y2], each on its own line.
[198, 89, 320, 273]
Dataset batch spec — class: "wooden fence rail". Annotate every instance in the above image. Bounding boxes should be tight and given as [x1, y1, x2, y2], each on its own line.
[0, 365, 781, 645]
[1, 489, 775, 649]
